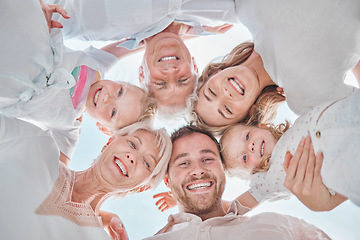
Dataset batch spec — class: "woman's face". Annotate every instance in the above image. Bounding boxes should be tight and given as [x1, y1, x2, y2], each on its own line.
[196, 65, 262, 126]
[222, 125, 277, 171]
[94, 130, 160, 191]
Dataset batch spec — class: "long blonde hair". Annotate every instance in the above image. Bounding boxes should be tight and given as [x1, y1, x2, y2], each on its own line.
[192, 41, 285, 136]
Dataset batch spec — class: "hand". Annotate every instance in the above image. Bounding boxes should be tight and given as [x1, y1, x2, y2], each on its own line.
[283, 135, 347, 211]
[276, 86, 285, 95]
[108, 217, 129, 240]
[202, 23, 233, 34]
[153, 191, 177, 212]
[39, 0, 69, 31]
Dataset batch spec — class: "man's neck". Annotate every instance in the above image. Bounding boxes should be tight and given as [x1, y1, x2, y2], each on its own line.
[180, 204, 227, 221]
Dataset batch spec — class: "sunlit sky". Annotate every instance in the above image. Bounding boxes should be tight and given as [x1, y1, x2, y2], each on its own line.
[67, 24, 360, 240]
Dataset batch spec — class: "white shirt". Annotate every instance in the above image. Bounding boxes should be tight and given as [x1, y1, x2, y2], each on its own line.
[48, 0, 239, 48]
[249, 89, 360, 206]
[144, 201, 329, 240]
[235, 0, 360, 115]
[0, 0, 118, 158]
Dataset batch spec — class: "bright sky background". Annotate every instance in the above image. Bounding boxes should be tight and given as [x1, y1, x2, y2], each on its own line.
[66, 23, 360, 240]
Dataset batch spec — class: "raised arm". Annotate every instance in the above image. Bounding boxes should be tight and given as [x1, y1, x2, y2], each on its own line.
[99, 210, 129, 240]
[39, 0, 69, 31]
[101, 40, 145, 59]
[283, 136, 347, 211]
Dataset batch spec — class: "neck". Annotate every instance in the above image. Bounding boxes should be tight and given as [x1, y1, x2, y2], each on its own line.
[72, 168, 108, 212]
[180, 202, 227, 221]
[245, 51, 275, 90]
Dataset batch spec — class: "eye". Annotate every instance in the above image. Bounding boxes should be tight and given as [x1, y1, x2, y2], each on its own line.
[179, 161, 190, 167]
[144, 159, 150, 169]
[242, 154, 247, 163]
[128, 140, 136, 149]
[209, 88, 216, 96]
[118, 87, 123, 97]
[155, 82, 165, 86]
[178, 78, 188, 84]
[246, 133, 250, 141]
[111, 108, 116, 118]
[225, 105, 232, 114]
[203, 158, 214, 163]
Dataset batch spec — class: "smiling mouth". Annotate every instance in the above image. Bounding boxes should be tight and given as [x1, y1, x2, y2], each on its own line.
[114, 157, 128, 177]
[228, 78, 245, 95]
[158, 56, 179, 62]
[186, 181, 213, 190]
[93, 88, 102, 106]
[260, 141, 265, 157]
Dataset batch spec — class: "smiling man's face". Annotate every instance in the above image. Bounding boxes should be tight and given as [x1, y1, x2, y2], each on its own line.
[165, 132, 226, 215]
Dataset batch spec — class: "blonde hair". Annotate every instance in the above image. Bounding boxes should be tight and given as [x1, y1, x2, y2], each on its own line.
[191, 41, 285, 136]
[101, 121, 172, 198]
[220, 121, 291, 179]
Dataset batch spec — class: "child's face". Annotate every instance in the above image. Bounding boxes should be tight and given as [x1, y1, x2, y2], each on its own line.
[222, 124, 277, 171]
[86, 80, 145, 130]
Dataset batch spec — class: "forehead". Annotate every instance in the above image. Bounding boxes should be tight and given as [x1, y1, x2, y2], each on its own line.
[170, 132, 220, 162]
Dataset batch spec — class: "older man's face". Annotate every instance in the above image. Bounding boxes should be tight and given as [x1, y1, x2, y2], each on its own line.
[165, 132, 226, 215]
[141, 32, 198, 110]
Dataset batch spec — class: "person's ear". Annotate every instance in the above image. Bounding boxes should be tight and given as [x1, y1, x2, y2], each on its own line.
[139, 66, 144, 83]
[96, 122, 112, 136]
[163, 175, 170, 188]
[101, 136, 115, 152]
[192, 57, 199, 74]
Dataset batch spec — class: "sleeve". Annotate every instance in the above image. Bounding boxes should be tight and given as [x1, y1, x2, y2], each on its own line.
[248, 147, 291, 203]
[76, 46, 119, 78]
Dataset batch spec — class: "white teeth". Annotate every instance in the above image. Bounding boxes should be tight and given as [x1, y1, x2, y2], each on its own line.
[94, 89, 101, 106]
[159, 56, 177, 62]
[229, 78, 244, 95]
[187, 182, 211, 190]
[115, 159, 128, 176]
[261, 141, 264, 157]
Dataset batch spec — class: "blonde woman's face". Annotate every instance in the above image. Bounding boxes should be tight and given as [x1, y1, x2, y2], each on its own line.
[196, 66, 261, 126]
[222, 125, 277, 171]
[94, 130, 160, 191]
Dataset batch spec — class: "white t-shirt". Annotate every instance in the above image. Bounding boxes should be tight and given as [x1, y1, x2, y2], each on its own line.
[235, 0, 360, 115]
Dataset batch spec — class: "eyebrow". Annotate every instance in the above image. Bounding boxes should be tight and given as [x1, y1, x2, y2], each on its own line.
[200, 149, 218, 156]
[135, 136, 142, 145]
[203, 89, 212, 102]
[218, 109, 229, 119]
[173, 152, 189, 162]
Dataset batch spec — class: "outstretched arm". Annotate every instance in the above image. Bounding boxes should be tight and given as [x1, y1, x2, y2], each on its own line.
[99, 210, 129, 240]
[283, 136, 347, 211]
[101, 40, 145, 59]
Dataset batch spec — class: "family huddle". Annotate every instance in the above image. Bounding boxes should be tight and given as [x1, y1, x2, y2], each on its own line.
[0, 0, 359, 239]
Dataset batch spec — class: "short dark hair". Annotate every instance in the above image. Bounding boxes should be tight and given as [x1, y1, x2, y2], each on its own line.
[171, 125, 224, 164]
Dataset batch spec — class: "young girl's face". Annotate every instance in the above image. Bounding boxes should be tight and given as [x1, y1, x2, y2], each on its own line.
[195, 65, 262, 127]
[86, 80, 145, 130]
[221, 124, 278, 171]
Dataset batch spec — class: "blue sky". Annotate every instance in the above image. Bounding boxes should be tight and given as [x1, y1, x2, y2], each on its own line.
[68, 24, 360, 240]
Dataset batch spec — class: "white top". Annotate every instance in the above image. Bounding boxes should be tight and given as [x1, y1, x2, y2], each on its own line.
[249, 89, 360, 206]
[235, 0, 360, 115]
[0, 0, 118, 158]
[0, 115, 111, 240]
[48, 0, 239, 48]
[144, 201, 329, 240]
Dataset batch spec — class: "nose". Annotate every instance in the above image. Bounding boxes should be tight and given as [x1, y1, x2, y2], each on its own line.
[223, 86, 233, 98]
[103, 93, 112, 104]
[162, 66, 179, 75]
[126, 153, 136, 165]
[190, 161, 205, 177]
[248, 141, 255, 153]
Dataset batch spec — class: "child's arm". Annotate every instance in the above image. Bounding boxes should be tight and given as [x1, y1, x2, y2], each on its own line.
[101, 40, 145, 60]
[153, 192, 177, 212]
[283, 136, 348, 211]
[99, 210, 128, 240]
[233, 191, 259, 213]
